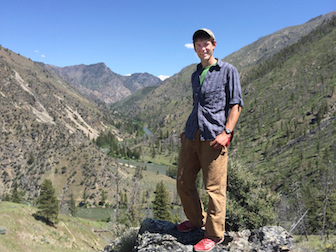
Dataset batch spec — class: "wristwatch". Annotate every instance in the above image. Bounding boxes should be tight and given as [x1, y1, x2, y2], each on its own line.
[224, 128, 232, 135]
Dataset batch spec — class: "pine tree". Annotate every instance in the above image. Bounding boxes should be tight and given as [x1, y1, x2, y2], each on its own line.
[115, 166, 121, 235]
[226, 160, 280, 231]
[69, 194, 77, 216]
[11, 181, 21, 203]
[151, 145, 156, 158]
[99, 190, 107, 206]
[4, 193, 11, 201]
[124, 192, 128, 207]
[27, 152, 35, 165]
[36, 179, 59, 224]
[153, 181, 173, 222]
[126, 166, 142, 227]
[82, 189, 88, 205]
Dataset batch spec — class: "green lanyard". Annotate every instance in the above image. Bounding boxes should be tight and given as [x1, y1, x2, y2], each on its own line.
[200, 63, 217, 86]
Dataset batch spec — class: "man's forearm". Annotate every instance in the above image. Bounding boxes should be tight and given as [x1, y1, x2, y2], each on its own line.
[224, 104, 241, 132]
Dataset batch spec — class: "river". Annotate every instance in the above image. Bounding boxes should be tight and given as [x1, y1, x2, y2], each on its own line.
[117, 158, 169, 175]
[143, 126, 153, 136]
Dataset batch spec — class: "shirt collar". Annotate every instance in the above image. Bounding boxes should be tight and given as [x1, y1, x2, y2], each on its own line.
[197, 58, 222, 72]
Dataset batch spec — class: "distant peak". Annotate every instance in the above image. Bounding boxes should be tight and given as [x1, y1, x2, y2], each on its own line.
[91, 62, 106, 67]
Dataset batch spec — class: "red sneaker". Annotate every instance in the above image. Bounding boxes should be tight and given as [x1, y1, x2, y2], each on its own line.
[194, 237, 224, 252]
[176, 220, 199, 232]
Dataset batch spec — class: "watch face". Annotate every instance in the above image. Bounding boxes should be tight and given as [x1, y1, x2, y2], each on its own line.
[225, 129, 231, 134]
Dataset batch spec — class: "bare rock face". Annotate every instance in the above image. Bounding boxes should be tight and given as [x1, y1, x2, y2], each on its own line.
[102, 218, 294, 252]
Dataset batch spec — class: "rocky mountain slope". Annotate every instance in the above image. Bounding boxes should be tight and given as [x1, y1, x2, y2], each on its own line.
[42, 63, 162, 104]
[0, 46, 135, 204]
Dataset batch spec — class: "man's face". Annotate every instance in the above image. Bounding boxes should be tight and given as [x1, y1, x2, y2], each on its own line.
[194, 39, 216, 61]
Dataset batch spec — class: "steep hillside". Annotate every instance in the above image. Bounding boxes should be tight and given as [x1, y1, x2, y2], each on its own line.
[236, 14, 336, 192]
[225, 10, 336, 68]
[112, 85, 158, 113]
[228, 13, 336, 234]
[43, 63, 162, 104]
[0, 47, 134, 205]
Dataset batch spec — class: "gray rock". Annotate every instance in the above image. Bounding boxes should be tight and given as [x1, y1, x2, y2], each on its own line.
[101, 218, 294, 252]
[0, 227, 7, 235]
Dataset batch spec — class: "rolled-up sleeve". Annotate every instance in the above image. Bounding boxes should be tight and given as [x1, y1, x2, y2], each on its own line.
[228, 66, 244, 107]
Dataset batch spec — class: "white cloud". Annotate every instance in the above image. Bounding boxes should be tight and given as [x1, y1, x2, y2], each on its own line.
[41, 55, 45, 58]
[185, 43, 194, 49]
[34, 50, 39, 53]
[158, 75, 170, 81]
[124, 74, 131, 76]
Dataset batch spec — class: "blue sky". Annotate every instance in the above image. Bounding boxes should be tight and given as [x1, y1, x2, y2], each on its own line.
[1, 1, 335, 78]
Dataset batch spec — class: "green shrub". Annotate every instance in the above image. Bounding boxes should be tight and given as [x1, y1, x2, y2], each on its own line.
[226, 160, 280, 231]
[117, 228, 138, 252]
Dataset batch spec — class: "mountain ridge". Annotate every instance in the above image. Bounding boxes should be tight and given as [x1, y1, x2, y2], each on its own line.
[43, 62, 163, 104]
[225, 10, 336, 69]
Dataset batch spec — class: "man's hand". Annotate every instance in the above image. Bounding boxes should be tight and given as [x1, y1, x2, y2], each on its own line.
[210, 131, 230, 150]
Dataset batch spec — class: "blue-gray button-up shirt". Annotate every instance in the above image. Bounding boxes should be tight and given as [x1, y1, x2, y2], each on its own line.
[185, 59, 244, 141]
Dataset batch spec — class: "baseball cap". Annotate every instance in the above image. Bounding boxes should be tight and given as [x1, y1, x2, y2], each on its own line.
[193, 28, 216, 42]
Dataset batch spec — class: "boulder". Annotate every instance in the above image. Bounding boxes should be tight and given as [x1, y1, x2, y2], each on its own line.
[102, 218, 294, 252]
[0, 227, 7, 235]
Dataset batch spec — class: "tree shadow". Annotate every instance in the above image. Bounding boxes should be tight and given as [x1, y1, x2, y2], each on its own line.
[32, 213, 57, 229]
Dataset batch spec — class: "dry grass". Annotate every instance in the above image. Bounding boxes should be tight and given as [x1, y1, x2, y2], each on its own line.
[0, 201, 112, 252]
[293, 235, 336, 252]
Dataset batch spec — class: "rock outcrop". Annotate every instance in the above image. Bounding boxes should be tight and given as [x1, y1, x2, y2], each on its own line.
[102, 218, 294, 252]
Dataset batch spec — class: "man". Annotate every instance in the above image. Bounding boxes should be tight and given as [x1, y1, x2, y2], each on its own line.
[176, 28, 243, 252]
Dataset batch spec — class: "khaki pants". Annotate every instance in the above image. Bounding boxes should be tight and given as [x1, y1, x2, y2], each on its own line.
[177, 130, 228, 240]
